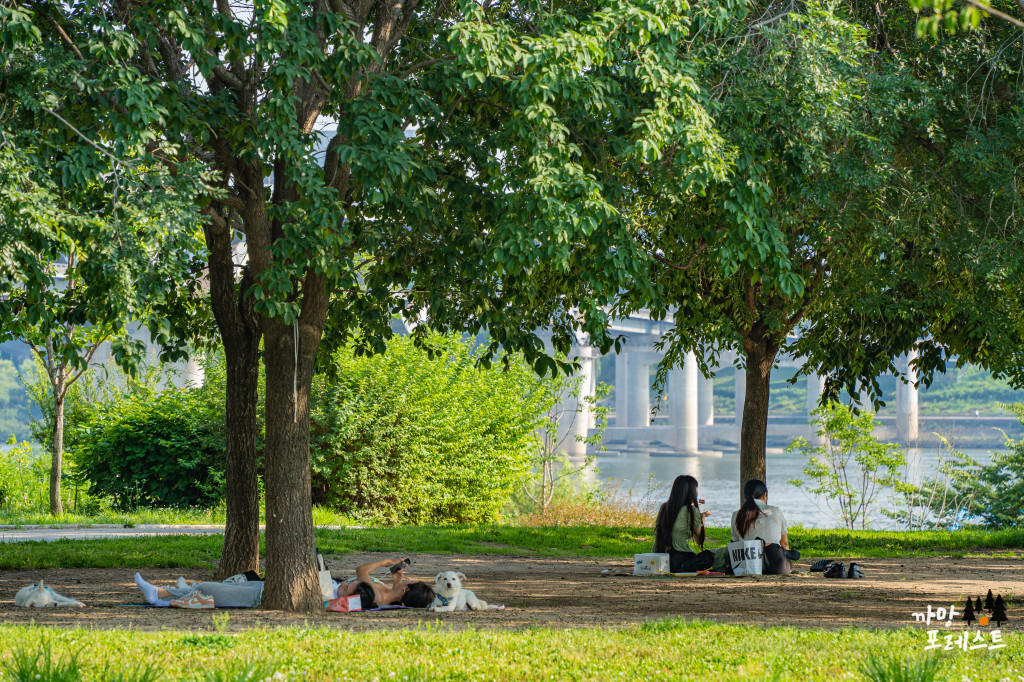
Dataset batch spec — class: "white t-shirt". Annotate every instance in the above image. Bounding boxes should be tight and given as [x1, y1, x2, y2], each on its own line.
[730, 499, 787, 545]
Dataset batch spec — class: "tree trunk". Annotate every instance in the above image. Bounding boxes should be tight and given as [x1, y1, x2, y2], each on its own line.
[49, 390, 65, 516]
[739, 337, 779, 498]
[217, 339, 262, 578]
[260, 281, 329, 612]
[204, 219, 263, 579]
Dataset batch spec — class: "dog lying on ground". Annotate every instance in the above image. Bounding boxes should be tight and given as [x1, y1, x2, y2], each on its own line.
[429, 571, 499, 612]
[14, 580, 85, 608]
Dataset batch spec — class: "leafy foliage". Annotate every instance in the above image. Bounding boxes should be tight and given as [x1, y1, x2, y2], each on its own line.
[75, 363, 226, 510]
[519, 378, 610, 515]
[0, 437, 48, 512]
[884, 436, 978, 531]
[0, 4, 214, 513]
[924, 404, 1024, 528]
[788, 404, 906, 530]
[0, 356, 33, 441]
[310, 335, 554, 524]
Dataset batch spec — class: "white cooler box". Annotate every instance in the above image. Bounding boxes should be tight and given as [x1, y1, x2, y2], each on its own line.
[633, 553, 670, 576]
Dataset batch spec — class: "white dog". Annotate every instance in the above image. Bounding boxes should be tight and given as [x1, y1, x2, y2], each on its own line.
[14, 580, 85, 608]
[429, 571, 498, 612]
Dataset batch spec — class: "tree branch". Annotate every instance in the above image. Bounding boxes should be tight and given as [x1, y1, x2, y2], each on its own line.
[965, 0, 1024, 29]
[41, 12, 84, 61]
[649, 241, 707, 272]
[744, 280, 757, 318]
[42, 108, 132, 169]
[65, 336, 110, 392]
[399, 56, 451, 79]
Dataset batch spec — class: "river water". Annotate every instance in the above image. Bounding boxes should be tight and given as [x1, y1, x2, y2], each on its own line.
[591, 447, 998, 530]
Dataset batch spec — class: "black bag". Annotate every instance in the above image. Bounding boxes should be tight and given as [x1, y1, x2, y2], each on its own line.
[668, 549, 715, 573]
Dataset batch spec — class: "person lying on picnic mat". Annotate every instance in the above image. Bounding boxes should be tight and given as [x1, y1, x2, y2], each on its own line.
[337, 558, 435, 610]
[133, 559, 434, 609]
[652, 475, 730, 573]
[730, 479, 799, 575]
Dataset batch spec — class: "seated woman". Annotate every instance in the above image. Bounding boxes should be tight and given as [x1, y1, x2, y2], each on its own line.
[134, 558, 434, 609]
[653, 475, 728, 573]
[730, 479, 795, 575]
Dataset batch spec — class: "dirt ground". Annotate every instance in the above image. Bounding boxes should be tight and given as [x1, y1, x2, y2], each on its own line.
[1, 553, 1021, 632]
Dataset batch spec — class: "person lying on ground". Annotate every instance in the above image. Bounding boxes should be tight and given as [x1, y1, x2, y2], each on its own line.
[337, 558, 435, 609]
[653, 475, 730, 573]
[134, 559, 434, 609]
[730, 479, 797, 575]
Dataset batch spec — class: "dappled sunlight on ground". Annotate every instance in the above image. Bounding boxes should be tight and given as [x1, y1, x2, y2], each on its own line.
[0, 553, 1020, 632]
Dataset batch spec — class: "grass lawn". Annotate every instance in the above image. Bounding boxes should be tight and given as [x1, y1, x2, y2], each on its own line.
[0, 505, 358, 528]
[1, 525, 1022, 570]
[0, 620, 1019, 681]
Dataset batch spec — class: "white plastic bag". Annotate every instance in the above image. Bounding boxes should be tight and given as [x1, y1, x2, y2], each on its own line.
[727, 539, 764, 576]
[316, 551, 334, 601]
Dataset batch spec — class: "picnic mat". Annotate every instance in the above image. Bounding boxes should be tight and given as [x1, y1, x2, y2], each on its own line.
[118, 602, 505, 611]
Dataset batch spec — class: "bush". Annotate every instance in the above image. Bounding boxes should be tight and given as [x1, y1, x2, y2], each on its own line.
[918, 403, 1024, 529]
[0, 437, 49, 511]
[76, 366, 226, 510]
[787, 403, 905, 530]
[310, 335, 555, 524]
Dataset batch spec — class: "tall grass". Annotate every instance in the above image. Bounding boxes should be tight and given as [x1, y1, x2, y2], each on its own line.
[515, 477, 661, 526]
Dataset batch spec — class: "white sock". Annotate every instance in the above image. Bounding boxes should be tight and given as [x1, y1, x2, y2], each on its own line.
[135, 573, 159, 604]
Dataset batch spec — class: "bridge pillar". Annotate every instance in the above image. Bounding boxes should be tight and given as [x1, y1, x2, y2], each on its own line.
[627, 352, 651, 447]
[557, 346, 598, 457]
[669, 351, 699, 453]
[698, 369, 715, 426]
[182, 357, 205, 387]
[806, 373, 827, 446]
[615, 351, 631, 427]
[896, 349, 920, 443]
[578, 347, 598, 432]
[734, 366, 746, 441]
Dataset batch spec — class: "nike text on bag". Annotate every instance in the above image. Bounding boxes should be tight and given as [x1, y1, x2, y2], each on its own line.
[727, 540, 764, 576]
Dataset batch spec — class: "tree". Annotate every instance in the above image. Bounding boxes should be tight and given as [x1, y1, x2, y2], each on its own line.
[788, 404, 905, 530]
[4, 0, 728, 610]
[0, 13, 208, 514]
[616, 1, 896, 490]
[524, 379, 610, 516]
[616, 0, 1024, 494]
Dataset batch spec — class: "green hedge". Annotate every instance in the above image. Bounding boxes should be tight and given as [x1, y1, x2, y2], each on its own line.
[70, 336, 555, 522]
[76, 377, 226, 510]
[310, 335, 555, 524]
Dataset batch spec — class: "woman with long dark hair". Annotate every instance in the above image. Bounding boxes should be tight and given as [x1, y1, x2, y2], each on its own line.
[730, 479, 796, 574]
[653, 475, 727, 573]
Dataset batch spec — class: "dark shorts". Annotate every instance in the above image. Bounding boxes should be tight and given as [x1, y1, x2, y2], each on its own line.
[668, 549, 715, 573]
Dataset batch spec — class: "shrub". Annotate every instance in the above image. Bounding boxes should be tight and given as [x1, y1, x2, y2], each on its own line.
[0, 437, 49, 511]
[76, 369, 226, 510]
[787, 403, 905, 530]
[310, 335, 555, 524]
[968, 403, 1024, 527]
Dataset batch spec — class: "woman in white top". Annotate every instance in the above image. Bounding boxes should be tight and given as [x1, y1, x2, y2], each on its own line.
[730, 479, 795, 574]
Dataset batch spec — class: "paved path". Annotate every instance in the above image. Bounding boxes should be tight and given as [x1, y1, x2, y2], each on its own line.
[0, 525, 240, 543]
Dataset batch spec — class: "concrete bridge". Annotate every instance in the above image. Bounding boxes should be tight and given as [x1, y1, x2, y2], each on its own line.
[557, 311, 923, 456]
